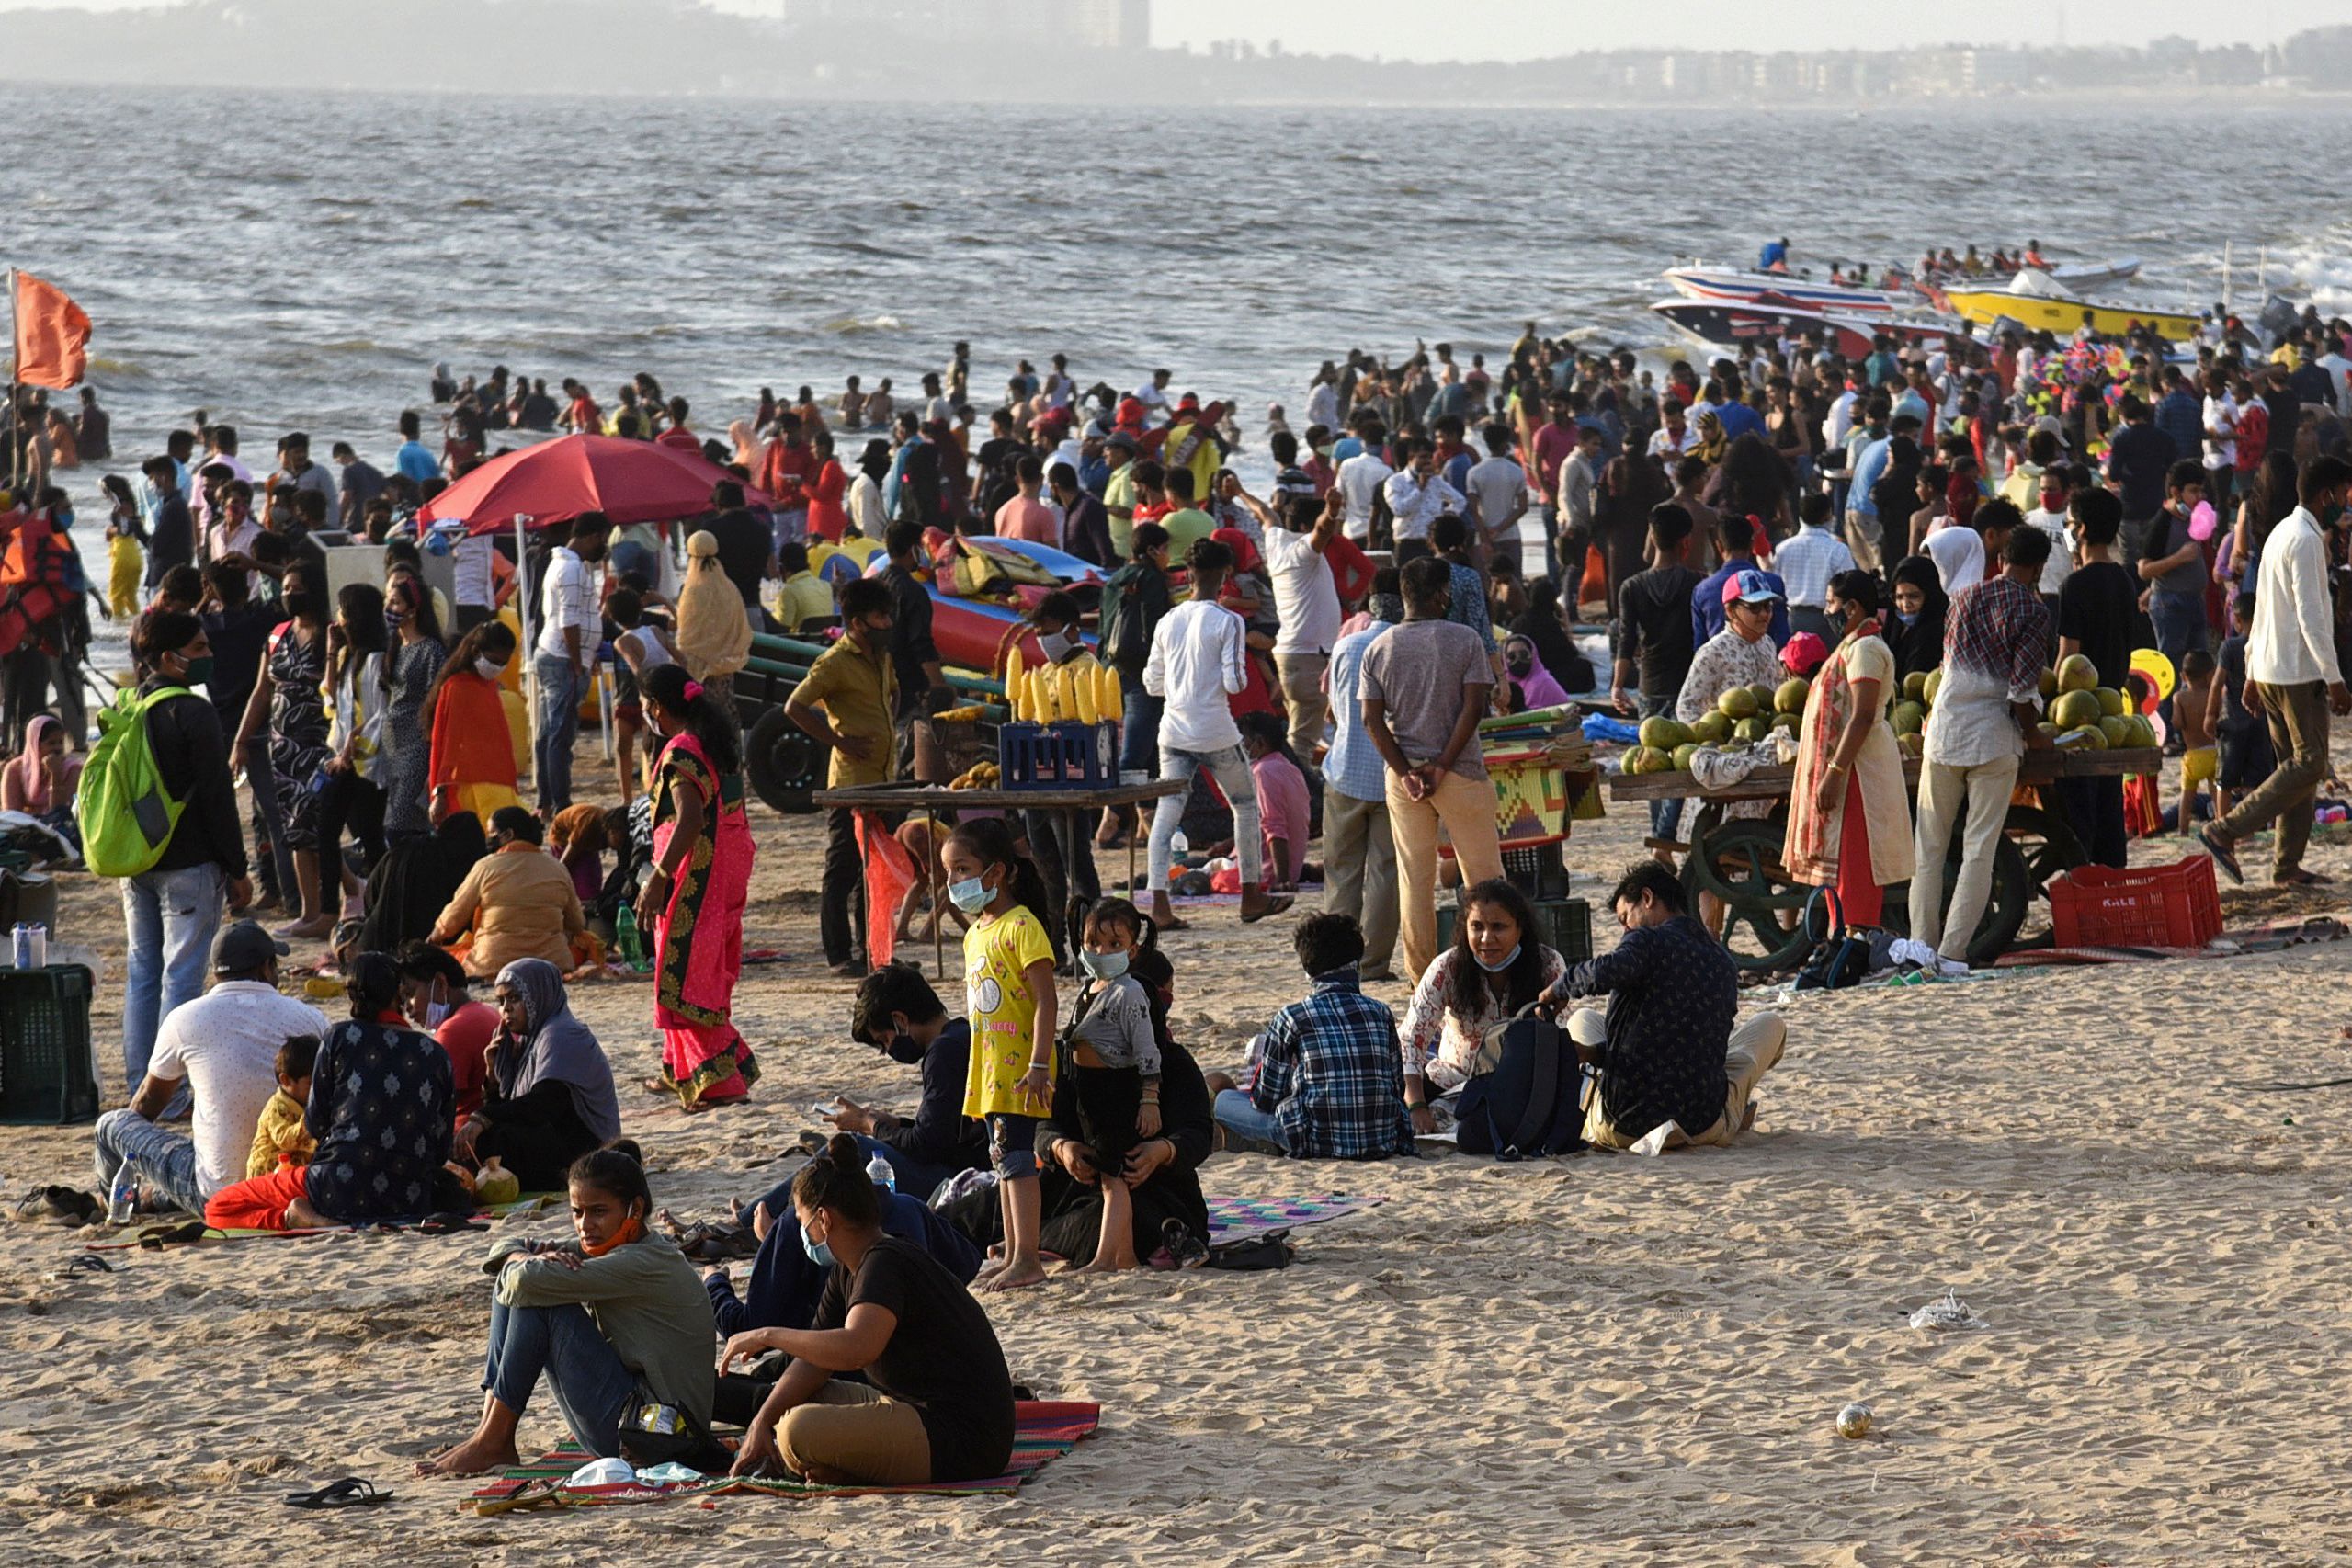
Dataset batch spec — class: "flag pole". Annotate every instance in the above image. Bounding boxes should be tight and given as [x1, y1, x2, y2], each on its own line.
[6, 268, 18, 494]
[515, 510, 535, 790]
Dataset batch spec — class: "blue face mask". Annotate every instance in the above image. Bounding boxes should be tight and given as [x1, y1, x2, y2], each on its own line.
[1473, 943, 1522, 973]
[1079, 949, 1130, 981]
[1894, 610, 1919, 627]
[948, 875, 993, 914]
[800, 1221, 836, 1269]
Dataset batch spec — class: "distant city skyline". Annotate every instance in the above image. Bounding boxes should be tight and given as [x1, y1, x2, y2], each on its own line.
[2, 0, 2341, 58]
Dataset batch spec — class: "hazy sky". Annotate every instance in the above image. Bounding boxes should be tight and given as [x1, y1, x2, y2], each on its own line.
[8, 0, 2338, 57]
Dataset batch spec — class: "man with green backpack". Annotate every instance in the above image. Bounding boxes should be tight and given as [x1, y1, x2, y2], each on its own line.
[80, 608, 251, 1086]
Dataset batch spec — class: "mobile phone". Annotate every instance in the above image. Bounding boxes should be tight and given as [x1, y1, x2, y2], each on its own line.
[809, 1100, 840, 1119]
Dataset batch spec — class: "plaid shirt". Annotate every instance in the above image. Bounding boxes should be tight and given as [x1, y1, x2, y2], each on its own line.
[1252, 968, 1415, 1159]
[1928, 574, 2051, 767]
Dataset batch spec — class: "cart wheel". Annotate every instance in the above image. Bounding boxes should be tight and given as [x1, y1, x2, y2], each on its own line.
[744, 708, 821, 815]
[1882, 835, 2031, 966]
[2004, 804, 2085, 890]
[1681, 812, 1814, 974]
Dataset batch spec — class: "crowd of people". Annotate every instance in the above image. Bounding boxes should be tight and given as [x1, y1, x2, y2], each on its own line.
[25, 290, 2352, 1494]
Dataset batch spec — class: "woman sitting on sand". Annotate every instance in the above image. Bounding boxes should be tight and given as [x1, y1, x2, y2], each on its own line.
[722, 1135, 1017, 1487]
[203, 954, 455, 1231]
[1399, 879, 1567, 1136]
[419, 1146, 716, 1478]
[453, 958, 622, 1195]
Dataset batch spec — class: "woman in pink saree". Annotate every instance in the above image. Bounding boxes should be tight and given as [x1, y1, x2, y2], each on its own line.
[634, 665, 759, 1109]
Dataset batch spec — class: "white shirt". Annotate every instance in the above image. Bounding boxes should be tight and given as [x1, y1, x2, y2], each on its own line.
[1823, 388, 1858, 452]
[1647, 424, 1692, 460]
[1923, 522, 1985, 595]
[147, 982, 332, 1200]
[1557, 453, 1596, 533]
[451, 533, 496, 608]
[1142, 598, 1246, 754]
[1381, 469, 1463, 543]
[1263, 523, 1342, 656]
[1463, 456, 1527, 542]
[1305, 381, 1341, 432]
[1924, 652, 2031, 767]
[849, 472, 886, 538]
[1774, 524, 1857, 608]
[1133, 382, 1171, 423]
[2202, 392, 2238, 471]
[1335, 450, 1394, 540]
[2247, 507, 2344, 686]
[2321, 353, 2352, 414]
[2025, 508, 2074, 597]
[535, 545, 597, 663]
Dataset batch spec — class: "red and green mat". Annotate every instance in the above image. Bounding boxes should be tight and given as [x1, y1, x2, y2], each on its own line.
[464, 1401, 1100, 1513]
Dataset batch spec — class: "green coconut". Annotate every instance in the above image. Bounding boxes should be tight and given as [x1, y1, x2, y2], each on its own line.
[1734, 716, 1772, 744]
[1670, 743, 1699, 771]
[1777, 678, 1812, 715]
[1902, 670, 1929, 702]
[1638, 716, 1690, 751]
[1718, 687, 1760, 721]
[2056, 653, 2098, 693]
[1923, 667, 1944, 709]
[1690, 710, 1733, 744]
[2062, 724, 2108, 750]
[1892, 701, 1926, 736]
[2095, 687, 2127, 718]
[2050, 689, 2102, 731]
[2098, 714, 2133, 747]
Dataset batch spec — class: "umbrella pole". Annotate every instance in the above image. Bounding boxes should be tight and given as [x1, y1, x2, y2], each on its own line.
[515, 510, 535, 796]
[599, 665, 614, 764]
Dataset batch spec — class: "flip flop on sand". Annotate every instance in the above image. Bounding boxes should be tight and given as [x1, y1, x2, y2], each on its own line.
[284, 1477, 395, 1509]
[2199, 828, 2243, 885]
[48, 1252, 119, 1281]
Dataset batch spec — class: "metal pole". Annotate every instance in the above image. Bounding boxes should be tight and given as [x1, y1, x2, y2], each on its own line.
[2222, 239, 2233, 322]
[6, 267, 18, 494]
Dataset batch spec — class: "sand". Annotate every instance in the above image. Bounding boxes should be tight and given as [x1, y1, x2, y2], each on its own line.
[6, 735, 2352, 1567]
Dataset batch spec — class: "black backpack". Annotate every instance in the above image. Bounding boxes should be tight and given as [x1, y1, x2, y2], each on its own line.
[1455, 1006, 1586, 1160]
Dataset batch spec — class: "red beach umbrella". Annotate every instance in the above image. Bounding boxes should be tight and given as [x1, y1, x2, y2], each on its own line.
[416, 433, 767, 535]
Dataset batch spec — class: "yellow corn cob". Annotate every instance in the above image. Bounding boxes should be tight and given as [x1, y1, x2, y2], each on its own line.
[1072, 659, 1099, 724]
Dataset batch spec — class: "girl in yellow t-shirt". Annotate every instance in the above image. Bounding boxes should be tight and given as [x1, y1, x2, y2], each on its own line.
[947, 817, 1059, 1293]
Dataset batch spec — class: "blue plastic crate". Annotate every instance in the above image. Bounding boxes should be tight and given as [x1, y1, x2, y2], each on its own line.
[1001, 722, 1119, 791]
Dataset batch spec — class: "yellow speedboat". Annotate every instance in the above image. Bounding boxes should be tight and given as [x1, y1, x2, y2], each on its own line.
[1943, 269, 2199, 341]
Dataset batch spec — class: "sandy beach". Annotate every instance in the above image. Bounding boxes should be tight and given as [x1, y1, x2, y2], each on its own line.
[6, 732, 2352, 1567]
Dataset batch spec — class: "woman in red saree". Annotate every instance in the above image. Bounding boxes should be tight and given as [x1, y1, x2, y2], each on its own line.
[635, 664, 758, 1109]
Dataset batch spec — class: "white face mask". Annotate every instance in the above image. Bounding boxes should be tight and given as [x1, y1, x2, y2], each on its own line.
[1039, 630, 1076, 663]
[476, 656, 506, 681]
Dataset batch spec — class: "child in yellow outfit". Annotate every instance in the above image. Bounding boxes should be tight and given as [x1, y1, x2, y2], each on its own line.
[948, 817, 1058, 1293]
[245, 1035, 320, 1179]
[106, 521, 142, 620]
[2175, 649, 2218, 836]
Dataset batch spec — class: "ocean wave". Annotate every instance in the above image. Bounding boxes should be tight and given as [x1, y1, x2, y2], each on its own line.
[819, 313, 907, 335]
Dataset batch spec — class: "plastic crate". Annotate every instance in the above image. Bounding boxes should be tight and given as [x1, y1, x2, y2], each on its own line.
[1502, 842, 1574, 902]
[0, 964, 100, 1125]
[1437, 897, 1593, 963]
[1000, 721, 1119, 791]
[2048, 858, 2222, 949]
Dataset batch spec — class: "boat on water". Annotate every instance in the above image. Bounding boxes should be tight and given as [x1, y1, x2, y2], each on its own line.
[1940, 268, 2199, 341]
[1664, 256, 2140, 316]
[1649, 298, 1953, 359]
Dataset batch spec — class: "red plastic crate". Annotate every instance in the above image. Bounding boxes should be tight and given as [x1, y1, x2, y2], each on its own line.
[2048, 857, 2222, 949]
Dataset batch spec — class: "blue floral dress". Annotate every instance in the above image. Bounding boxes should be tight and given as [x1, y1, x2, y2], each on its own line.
[301, 1018, 454, 1221]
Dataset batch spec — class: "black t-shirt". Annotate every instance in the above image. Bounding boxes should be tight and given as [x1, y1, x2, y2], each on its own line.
[1615, 564, 1703, 706]
[703, 508, 772, 608]
[814, 1235, 1015, 1482]
[2057, 559, 2134, 687]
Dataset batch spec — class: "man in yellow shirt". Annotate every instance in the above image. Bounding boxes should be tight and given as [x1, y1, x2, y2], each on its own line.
[787, 578, 898, 974]
[775, 540, 837, 632]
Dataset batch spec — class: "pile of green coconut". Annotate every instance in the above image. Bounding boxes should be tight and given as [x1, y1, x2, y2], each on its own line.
[1619, 653, 2153, 777]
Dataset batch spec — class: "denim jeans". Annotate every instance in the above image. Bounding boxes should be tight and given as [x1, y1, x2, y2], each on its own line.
[532, 654, 580, 812]
[2149, 589, 2208, 731]
[1148, 743, 1261, 889]
[1117, 670, 1161, 779]
[1212, 1088, 1288, 1155]
[483, 1297, 638, 1457]
[91, 1108, 205, 1215]
[120, 861, 224, 1085]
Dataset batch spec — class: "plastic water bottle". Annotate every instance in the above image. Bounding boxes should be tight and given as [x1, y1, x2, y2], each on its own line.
[866, 1152, 896, 1192]
[615, 906, 644, 968]
[107, 1164, 139, 1225]
[1169, 828, 1189, 861]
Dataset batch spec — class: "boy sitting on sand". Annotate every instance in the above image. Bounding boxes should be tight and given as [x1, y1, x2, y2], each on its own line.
[245, 1035, 320, 1179]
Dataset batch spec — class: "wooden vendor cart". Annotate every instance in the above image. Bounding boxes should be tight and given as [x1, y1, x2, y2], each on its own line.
[1607, 746, 2163, 972]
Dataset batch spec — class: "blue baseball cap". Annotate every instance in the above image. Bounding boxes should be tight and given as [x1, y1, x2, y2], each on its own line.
[1722, 568, 1782, 608]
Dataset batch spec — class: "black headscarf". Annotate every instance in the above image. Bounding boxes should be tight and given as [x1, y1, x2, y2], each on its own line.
[360, 811, 489, 953]
[1886, 555, 1949, 683]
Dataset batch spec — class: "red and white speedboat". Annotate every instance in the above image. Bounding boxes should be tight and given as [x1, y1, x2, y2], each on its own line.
[1664, 265, 1912, 315]
[1650, 297, 1957, 359]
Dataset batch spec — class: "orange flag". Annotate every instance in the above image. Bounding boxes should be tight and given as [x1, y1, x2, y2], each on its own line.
[11, 271, 91, 391]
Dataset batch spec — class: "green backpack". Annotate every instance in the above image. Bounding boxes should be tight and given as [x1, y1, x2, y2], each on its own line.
[77, 685, 190, 878]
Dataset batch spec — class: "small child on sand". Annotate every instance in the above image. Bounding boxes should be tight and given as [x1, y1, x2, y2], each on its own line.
[245, 1034, 320, 1178]
[2175, 649, 2218, 835]
[1059, 899, 1164, 1273]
